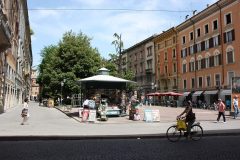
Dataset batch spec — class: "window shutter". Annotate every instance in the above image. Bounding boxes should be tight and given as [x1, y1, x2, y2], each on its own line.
[210, 56, 214, 67]
[201, 41, 205, 51]
[189, 63, 191, 72]
[195, 61, 198, 70]
[181, 50, 183, 58]
[219, 54, 222, 65]
[201, 58, 205, 69]
[194, 44, 197, 54]
[185, 48, 188, 56]
[232, 29, 235, 41]
[218, 35, 221, 45]
[224, 32, 226, 43]
[209, 37, 213, 48]
[188, 47, 191, 55]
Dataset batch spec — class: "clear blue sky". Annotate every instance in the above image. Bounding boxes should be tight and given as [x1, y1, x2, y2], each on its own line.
[28, 0, 218, 67]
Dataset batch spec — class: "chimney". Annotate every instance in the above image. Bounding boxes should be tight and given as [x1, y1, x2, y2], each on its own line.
[185, 15, 189, 20]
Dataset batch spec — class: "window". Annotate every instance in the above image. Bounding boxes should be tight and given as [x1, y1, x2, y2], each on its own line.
[182, 63, 187, 73]
[147, 46, 153, 57]
[140, 63, 143, 73]
[190, 61, 195, 72]
[172, 49, 176, 58]
[215, 74, 220, 86]
[181, 48, 187, 58]
[205, 24, 209, 34]
[164, 52, 167, 60]
[135, 53, 137, 61]
[173, 78, 177, 87]
[190, 32, 193, 40]
[205, 57, 209, 68]
[173, 36, 176, 44]
[197, 43, 201, 52]
[198, 59, 201, 70]
[225, 13, 232, 25]
[205, 39, 209, 50]
[165, 65, 168, 74]
[191, 78, 195, 88]
[227, 49, 234, 64]
[190, 45, 194, 54]
[225, 30, 233, 43]
[213, 35, 219, 47]
[228, 71, 234, 86]
[214, 54, 219, 66]
[206, 76, 211, 87]
[213, 20, 218, 30]
[197, 28, 201, 37]
[173, 63, 176, 73]
[134, 64, 137, 74]
[183, 80, 187, 89]
[198, 77, 203, 88]
[182, 36, 186, 44]
[147, 59, 152, 69]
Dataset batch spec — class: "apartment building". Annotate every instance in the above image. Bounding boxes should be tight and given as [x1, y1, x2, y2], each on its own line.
[154, 28, 179, 93]
[121, 36, 156, 96]
[177, 0, 240, 105]
[0, 0, 32, 113]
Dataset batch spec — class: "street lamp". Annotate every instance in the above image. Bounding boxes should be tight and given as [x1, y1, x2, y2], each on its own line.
[60, 79, 66, 107]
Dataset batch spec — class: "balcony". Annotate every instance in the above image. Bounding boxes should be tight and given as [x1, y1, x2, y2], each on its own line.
[0, 8, 11, 52]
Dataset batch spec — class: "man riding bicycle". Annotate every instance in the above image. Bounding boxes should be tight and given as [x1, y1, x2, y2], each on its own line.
[177, 100, 196, 139]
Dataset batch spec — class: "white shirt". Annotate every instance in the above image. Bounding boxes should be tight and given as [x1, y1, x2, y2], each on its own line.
[23, 102, 29, 109]
[83, 99, 89, 106]
[233, 98, 238, 107]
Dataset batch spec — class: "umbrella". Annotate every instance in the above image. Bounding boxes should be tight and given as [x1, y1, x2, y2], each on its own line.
[164, 92, 183, 96]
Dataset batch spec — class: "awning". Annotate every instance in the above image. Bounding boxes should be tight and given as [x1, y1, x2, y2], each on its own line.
[183, 92, 190, 96]
[220, 89, 231, 95]
[192, 91, 203, 96]
[204, 90, 218, 95]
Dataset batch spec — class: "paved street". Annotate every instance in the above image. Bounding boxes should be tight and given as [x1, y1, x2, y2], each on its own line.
[1, 136, 240, 160]
[0, 101, 240, 138]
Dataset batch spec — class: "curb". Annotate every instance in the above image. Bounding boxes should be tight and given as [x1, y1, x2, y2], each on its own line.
[1, 129, 240, 141]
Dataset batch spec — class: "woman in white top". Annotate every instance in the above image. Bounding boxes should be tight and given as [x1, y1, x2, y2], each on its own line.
[233, 95, 239, 119]
[21, 98, 29, 125]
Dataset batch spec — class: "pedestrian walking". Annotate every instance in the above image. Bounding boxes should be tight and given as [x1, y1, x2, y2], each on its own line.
[21, 98, 30, 125]
[215, 98, 226, 123]
[233, 95, 239, 119]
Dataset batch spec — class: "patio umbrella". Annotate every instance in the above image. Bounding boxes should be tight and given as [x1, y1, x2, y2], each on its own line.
[164, 92, 183, 96]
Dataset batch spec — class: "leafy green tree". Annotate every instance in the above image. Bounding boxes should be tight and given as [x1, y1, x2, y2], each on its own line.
[38, 31, 102, 99]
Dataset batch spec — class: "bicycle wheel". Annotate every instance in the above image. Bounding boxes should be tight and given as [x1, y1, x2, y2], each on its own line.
[190, 124, 203, 141]
[166, 125, 182, 142]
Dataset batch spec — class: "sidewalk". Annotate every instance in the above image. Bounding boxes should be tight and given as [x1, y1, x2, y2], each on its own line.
[0, 101, 239, 140]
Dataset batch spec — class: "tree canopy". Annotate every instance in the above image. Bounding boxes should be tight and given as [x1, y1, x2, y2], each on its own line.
[38, 31, 102, 99]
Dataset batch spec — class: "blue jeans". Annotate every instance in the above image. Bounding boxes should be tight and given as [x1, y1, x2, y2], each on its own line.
[234, 106, 239, 119]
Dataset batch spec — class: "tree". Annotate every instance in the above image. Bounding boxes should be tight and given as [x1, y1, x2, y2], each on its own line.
[37, 31, 102, 99]
[111, 33, 123, 76]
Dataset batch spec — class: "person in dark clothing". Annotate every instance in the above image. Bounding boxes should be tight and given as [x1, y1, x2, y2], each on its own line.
[177, 100, 196, 139]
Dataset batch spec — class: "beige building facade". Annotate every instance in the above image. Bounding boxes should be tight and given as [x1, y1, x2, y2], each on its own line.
[0, 0, 32, 113]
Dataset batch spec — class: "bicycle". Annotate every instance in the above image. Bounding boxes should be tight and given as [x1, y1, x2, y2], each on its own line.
[166, 117, 203, 142]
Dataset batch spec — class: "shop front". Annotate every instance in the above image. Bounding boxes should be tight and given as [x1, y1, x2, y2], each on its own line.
[204, 90, 219, 106]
